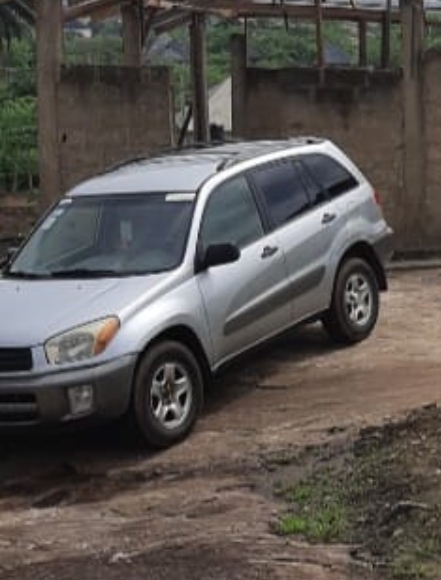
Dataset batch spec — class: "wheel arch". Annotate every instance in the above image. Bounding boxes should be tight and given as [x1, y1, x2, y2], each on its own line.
[135, 325, 212, 390]
[338, 242, 387, 291]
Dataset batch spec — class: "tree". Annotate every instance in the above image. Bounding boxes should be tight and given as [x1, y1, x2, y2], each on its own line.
[0, 1, 34, 49]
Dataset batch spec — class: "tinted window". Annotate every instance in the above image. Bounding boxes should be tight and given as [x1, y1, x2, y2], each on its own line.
[200, 176, 263, 250]
[294, 160, 327, 207]
[253, 161, 310, 227]
[302, 154, 358, 198]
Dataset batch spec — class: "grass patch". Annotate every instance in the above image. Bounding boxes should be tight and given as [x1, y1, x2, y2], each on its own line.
[276, 504, 347, 541]
[271, 405, 441, 579]
[274, 476, 349, 542]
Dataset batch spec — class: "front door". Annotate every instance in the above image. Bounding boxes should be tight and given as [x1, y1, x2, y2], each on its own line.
[196, 175, 290, 367]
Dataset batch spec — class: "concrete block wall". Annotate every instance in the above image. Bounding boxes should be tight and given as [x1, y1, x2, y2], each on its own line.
[0, 195, 39, 240]
[241, 67, 405, 244]
[58, 65, 174, 192]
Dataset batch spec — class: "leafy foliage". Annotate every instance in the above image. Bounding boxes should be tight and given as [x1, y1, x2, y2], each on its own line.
[64, 35, 123, 66]
[0, 0, 34, 49]
[425, 18, 441, 51]
[0, 96, 37, 193]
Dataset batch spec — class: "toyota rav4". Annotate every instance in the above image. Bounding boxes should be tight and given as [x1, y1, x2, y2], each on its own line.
[0, 138, 393, 447]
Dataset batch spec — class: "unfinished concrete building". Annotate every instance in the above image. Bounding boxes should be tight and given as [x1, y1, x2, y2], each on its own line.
[9, 0, 441, 251]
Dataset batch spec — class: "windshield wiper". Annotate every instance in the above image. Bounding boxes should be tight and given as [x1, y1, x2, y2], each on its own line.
[49, 268, 122, 279]
[4, 270, 48, 280]
[5, 268, 155, 279]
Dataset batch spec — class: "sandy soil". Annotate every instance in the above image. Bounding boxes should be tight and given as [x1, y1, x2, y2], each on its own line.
[0, 268, 440, 580]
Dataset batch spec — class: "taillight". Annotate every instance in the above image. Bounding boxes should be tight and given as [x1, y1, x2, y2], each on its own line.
[373, 190, 382, 206]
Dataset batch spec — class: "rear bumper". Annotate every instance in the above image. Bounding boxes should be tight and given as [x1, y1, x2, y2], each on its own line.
[0, 354, 137, 427]
[373, 227, 394, 265]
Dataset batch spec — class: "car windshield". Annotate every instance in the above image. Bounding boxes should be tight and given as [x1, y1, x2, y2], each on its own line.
[7, 193, 196, 278]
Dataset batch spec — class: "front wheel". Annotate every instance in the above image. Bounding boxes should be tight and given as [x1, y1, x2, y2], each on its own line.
[322, 257, 379, 345]
[131, 341, 204, 448]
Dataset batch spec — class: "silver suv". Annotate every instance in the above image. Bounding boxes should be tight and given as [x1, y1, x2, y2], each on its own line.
[0, 139, 393, 447]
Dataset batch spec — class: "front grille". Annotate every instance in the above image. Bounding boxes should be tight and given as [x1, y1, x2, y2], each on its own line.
[0, 392, 39, 423]
[0, 348, 33, 372]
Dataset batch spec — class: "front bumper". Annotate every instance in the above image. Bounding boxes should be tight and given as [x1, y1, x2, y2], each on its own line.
[0, 354, 137, 426]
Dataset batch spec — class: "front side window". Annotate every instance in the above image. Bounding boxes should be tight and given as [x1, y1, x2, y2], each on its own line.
[252, 161, 310, 227]
[200, 176, 263, 250]
[302, 154, 358, 198]
[8, 193, 196, 278]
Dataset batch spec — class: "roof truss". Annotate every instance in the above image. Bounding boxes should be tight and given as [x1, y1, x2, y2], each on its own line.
[62, 0, 403, 25]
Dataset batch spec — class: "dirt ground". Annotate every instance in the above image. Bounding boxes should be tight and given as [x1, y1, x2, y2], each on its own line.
[271, 403, 441, 579]
[1, 268, 441, 580]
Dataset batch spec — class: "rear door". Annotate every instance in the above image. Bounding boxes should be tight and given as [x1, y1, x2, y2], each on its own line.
[250, 157, 348, 322]
[196, 175, 291, 366]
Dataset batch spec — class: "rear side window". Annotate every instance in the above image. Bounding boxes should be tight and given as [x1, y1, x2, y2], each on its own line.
[294, 160, 327, 207]
[252, 161, 310, 227]
[302, 154, 358, 198]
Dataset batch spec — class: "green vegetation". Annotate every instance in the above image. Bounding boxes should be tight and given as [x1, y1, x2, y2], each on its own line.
[425, 18, 441, 51]
[0, 38, 36, 194]
[0, 96, 37, 193]
[64, 35, 123, 66]
[272, 412, 441, 579]
[274, 476, 348, 541]
[275, 478, 344, 541]
[0, 0, 34, 49]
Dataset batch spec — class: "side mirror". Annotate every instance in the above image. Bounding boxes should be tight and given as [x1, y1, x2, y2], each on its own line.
[0, 235, 24, 269]
[0, 247, 18, 271]
[197, 243, 240, 272]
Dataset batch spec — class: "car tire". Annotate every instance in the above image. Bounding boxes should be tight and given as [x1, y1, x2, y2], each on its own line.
[131, 341, 204, 448]
[322, 257, 379, 345]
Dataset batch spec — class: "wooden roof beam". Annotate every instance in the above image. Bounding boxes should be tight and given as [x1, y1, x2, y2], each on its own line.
[145, 0, 402, 23]
[61, 0, 441, 25]
[233, 4, 402, 23]
[63, 0, 129, 22]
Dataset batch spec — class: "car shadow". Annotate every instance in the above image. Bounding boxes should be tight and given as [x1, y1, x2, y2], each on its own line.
[204, 321, 342, 415]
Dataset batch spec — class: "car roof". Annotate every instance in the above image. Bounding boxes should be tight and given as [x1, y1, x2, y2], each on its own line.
[68, 137, 325, 197]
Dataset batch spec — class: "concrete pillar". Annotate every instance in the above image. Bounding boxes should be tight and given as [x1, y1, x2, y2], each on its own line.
[122, 2, 143, 68]
[401, 0, 425, 248]
[358, 21, 367, 67]
[190, 14, 209, 143]
[231, 33, 247, 139]
[315, 0, 324, 69]
[381, 3, 392, 68]
[36, 0, 63, 211]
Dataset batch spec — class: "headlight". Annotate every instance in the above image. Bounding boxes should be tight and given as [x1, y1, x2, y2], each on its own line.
[45, 317, 120, 365]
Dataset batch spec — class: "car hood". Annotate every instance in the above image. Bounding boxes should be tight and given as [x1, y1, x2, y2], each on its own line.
[0, 274, 169, 347]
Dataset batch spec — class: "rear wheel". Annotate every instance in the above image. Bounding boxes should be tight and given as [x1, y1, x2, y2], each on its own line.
[131, 341, 203, 448]
[322, 257, 379, 344]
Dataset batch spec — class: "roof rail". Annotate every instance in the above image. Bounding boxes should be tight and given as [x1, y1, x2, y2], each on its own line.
[216, 137, 323, 172]
[100, 140, 241, 176]
[100, 137, 323, 176]
[101, 155, 150, 175]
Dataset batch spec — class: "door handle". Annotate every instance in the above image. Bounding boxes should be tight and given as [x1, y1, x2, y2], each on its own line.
[322, 212, 337, 225]
[261, 245, 279, 259]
